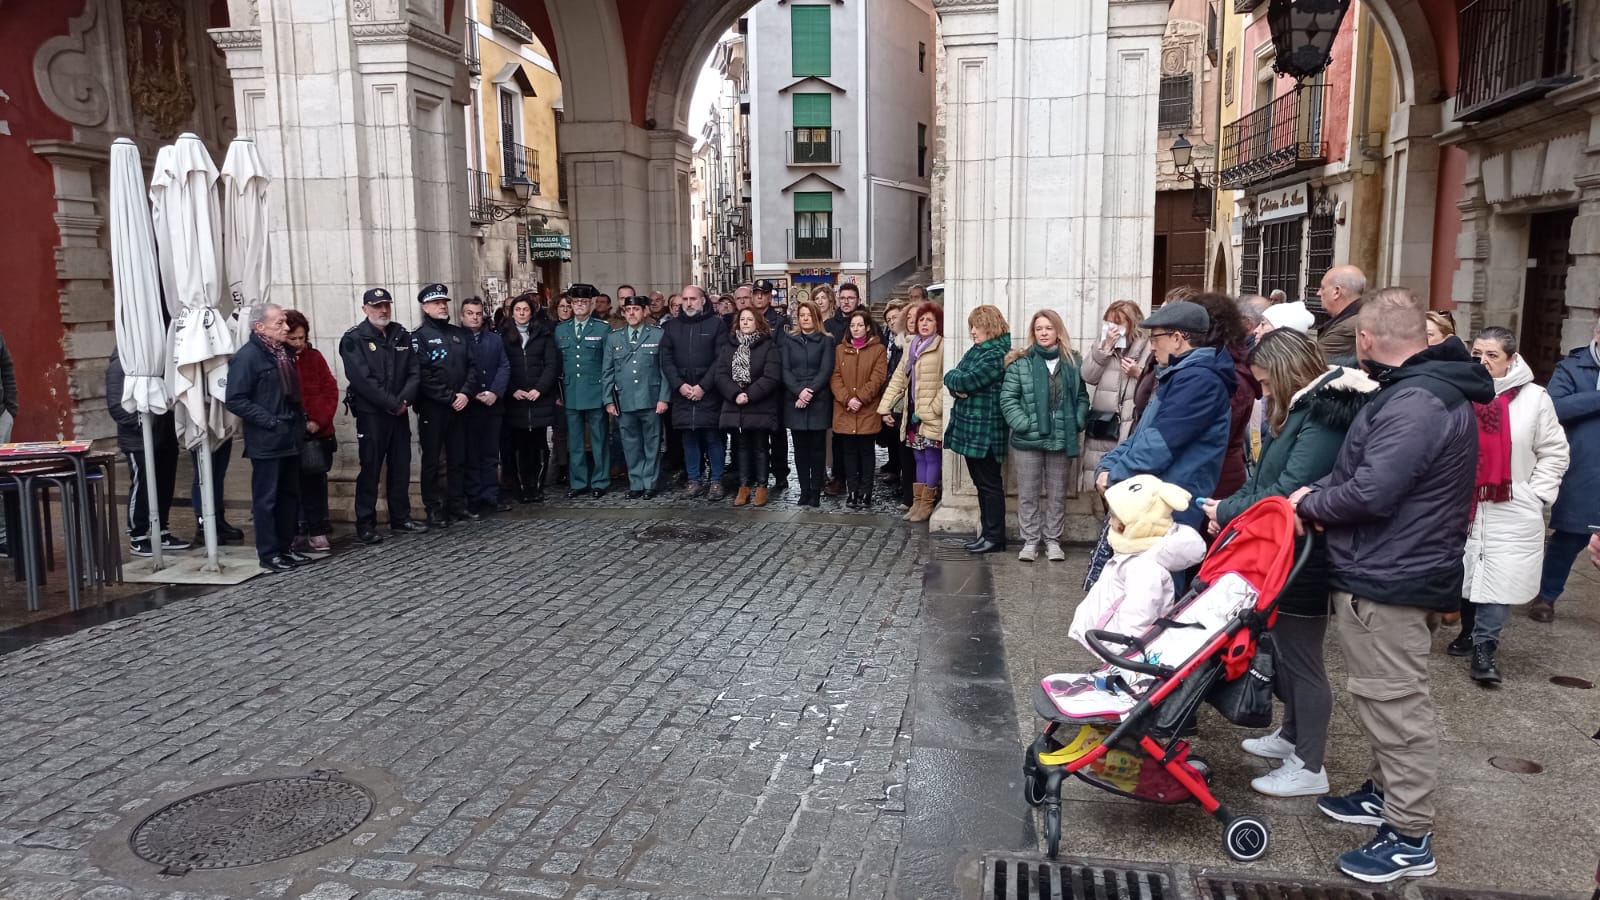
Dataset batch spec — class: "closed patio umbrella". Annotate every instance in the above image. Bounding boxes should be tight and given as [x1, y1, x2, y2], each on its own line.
[150, 132, 233, 570]
[221, 138, 272, 347]
[110, 138, 174, 569]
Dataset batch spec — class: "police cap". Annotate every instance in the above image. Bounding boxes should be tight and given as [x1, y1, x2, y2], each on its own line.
[362, 287, 393, 306]
[417, 283, 451, 304]
[568, 283, 599, 300]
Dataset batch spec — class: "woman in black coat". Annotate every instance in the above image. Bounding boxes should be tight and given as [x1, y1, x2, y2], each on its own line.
[715, 308, 783, 508]
[781, 300, 835, 507]
[500, 295, 561, 502]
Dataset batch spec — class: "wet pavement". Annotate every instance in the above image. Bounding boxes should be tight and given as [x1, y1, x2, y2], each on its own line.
[0, 494, 1596, 898]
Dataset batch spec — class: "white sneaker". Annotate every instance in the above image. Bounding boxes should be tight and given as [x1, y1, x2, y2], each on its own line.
[1251, 754, 1329, 797]
[1241, 727, 1295, 760]
[1045, 541, 1065, 562]
[1017, 544, 1038, 562]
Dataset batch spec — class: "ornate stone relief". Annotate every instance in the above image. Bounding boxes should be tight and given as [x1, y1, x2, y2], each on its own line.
[33, 0, 113, 128]
[125, 0, 197, 140]
[353, 0, 374, 21]
[350, 21, 461, 56]
[930, 0, 998, 10]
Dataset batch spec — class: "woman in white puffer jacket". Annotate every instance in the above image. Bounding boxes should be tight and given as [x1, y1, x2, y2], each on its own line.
[1455, 327, 1569, 685]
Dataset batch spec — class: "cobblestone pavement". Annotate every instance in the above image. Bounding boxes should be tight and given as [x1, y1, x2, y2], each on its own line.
[0, 509, 924, 899]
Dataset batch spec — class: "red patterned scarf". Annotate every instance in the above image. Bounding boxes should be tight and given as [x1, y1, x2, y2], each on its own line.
[1471, 385, 1521, 512]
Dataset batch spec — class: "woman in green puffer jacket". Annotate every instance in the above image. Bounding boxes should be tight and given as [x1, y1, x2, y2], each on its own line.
[1000, 309, 1090, 562]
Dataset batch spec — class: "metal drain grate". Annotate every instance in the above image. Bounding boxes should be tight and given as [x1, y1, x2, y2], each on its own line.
[130, 774, 372, 873]
[932, 544, 983, 561]
[1421, 888, 1573, 900]
[1195, 874, 1397, 900]
[635, 523, 733, 543]
[981, 855, 1173, 900]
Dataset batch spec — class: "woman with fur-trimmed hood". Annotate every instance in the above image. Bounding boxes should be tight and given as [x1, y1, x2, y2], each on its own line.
[1203, 329, 1378, 802]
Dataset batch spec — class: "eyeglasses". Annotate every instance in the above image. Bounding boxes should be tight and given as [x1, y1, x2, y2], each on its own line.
[1149, 331, 1178, 341]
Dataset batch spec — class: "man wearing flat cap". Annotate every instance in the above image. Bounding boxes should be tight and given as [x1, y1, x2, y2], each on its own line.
[554, 283, 613, 497]
[1094, 299, 1235, 531]
[340, 287, 425, 543]
[603, 294, 670, 498]
[413, 282, 479, 527]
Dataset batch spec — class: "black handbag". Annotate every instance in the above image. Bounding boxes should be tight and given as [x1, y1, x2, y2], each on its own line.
[298, 434, 336, 475]
[1206, 636, 1276, 728]
[1084, 409, 1122, 442]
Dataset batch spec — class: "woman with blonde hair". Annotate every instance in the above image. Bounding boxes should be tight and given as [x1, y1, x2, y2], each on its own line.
[1424, 310, 1456, 346]
[878, 300, 911, 499]
[879, 302, 945, 521]
[1081, 299, 1151, 489]
[945, 304, 1013, 553]
[1000, 310, 1089, 562]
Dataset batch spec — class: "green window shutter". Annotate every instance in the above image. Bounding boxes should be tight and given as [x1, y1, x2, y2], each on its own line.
[794, 191, 833, 213]
[793, 93, 832, 128]
[791, 6, 831, 77]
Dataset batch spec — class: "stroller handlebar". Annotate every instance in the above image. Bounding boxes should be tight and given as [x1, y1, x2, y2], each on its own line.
[1084, 630, 1178, 678]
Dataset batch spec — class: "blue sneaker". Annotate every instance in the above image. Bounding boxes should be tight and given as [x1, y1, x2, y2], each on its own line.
[1317, 778, 1385, 826]
[1337, 825, 1437, 883]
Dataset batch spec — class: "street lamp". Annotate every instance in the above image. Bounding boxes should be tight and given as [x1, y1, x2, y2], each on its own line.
[1268, 0, 1351, 81]
[1170, 133, 1215, 228]
[487, 175, 538, 221]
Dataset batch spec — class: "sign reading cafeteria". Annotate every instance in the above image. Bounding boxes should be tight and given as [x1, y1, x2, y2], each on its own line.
[1257, 183, 1309, 222]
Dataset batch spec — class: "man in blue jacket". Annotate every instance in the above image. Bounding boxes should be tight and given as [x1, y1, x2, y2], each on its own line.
[1292, 288, 1493, 884]
[461, 297, 511, 516]
[1094, 300, 1234, 529]
[1529, 317, 1600, 622]
[224, 304, 307, 574]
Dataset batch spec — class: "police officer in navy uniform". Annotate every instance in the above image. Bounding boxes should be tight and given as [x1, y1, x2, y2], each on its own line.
[340, 287, 425, 544]
[413, 282, 479, 527]
[603, 294, 671, 498]
[553, 282, 612, 497]
[460, 296, 511, 514]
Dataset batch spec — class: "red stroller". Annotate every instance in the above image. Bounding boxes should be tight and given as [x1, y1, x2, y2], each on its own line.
[1022, 496, 1313, 862]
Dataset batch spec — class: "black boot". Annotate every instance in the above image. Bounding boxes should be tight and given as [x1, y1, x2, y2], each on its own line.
[1447, 602, 1476, 656]
[1470, 641, 1502, 685]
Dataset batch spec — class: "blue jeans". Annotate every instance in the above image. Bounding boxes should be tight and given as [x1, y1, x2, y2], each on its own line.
[1538, 529, 1591, 603]
[1471, 601, 1510, 645]
[682, 428, 724, 483]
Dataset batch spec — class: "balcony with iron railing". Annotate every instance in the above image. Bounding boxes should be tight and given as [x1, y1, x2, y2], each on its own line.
[467, 168, 493, 224]
[787, 129, 841, 165]
[492, 1, 534, 43]
[1218, 83, 1328, 190]
[500, 141, 540, 196]
[464, 16, 481, 74]
[788, 227, 842, 261]
[1455, 0, 1577, 122]
[1232, 0, 1265, 12]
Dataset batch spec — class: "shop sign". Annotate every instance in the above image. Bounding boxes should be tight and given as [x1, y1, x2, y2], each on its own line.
[1257, 182, 1309, 222]
[528, 233, 571, 261]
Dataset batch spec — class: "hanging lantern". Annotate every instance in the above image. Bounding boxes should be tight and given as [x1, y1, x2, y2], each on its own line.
[1268, 0, 1352, 81]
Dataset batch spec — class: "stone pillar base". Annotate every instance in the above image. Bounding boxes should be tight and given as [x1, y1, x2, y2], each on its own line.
[929, 483, 1106, 543]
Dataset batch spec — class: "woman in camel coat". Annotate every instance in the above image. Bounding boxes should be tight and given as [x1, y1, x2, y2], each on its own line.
[879, 301, 946, 522]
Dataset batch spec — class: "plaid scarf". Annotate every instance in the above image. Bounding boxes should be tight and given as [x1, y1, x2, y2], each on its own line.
[260, 333, 301, 403]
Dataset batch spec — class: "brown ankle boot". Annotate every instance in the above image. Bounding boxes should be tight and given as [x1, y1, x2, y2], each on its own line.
[752, 486, 769, 507]
[907, 484, 937, 523]
[733, 486, 751, 507]
[903, 483, 927, 520]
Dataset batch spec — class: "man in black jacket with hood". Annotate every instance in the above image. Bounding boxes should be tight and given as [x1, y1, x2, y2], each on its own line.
[1291, 288, 1493, 885]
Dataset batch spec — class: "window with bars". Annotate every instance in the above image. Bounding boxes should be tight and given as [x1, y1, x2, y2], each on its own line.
[917, 123, 928, 178]
[1159, 74, 1193, 130]
[792, 93, 834, 163]
[517, 221, 528, 264]
[1240, 222, 1261, 296]
[791, 6, 831, 77]
[1305, 210, 1336, 317]
[1261, 219, 1304, 302]
[1223, 50, 1235, 106]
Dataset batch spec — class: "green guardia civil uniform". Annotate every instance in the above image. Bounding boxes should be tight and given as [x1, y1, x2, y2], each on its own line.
[603, 321, 671, 492]
[554, 315, 612, 490]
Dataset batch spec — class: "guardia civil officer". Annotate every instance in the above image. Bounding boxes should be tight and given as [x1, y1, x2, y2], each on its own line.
[340, 287, 424, 544]
[461, 297, 511, 515]
[603, 294, 671, 498]
[413, 282, 478, 527]
[554, 284, 612, 497]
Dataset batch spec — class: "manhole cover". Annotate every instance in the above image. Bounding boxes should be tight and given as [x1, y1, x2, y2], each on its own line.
[1487, 756, 1544, 775]
[130, 775, 372, 871]
[981, 854, 1172, 899]
[636, 523, 733, 543]
[1196, 874, 1395, 900]
[1549, 675, 1593, 689]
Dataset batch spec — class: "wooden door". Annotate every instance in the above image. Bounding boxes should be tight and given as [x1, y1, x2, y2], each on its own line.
[1521, 209, 1577, 384]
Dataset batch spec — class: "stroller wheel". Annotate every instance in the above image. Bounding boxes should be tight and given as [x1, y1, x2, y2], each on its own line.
[1043, 805, 1061, 859]
[1188, 754, 1211, 780]
[1223, 815, 1270, 862]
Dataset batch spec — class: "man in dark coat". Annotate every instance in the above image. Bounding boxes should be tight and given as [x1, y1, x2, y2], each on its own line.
[750, 280, 790, 491]
[107, 351, 188, 556]
[1292, 288, 1493, 885]
[1531, 317, 1600, 622]
[660, 285, 728, 499]
[339, 287, 424, 544]
[224, 304, 307, 573]
[413, 283, 478, 526]
[461, 297, 511, 515]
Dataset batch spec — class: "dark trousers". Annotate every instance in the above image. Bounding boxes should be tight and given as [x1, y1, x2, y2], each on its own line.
[839, 433, 877, 495]
[682, 428, 724, 483]
[733, 429, 770, 488]
[767, 427, 789, 483]
[507, 426, 549, 499]
[899, 442, 916, 506]
[463, 405, 503, 506]
[965, 454, 1006, 545]
[792, 430, 827, 496]
[1539, 529, 1592, 602]
[550, 410, 569, 482]
[191, 438, 233, 519]
[877, 417, 902, 475]
[125, 440, 179, 538]
[298, 463, 331, 537]
[250, 455, 301, 562]
[830, 431, 845, 482]
[1270, 613, 1332, 771]
[355, 409, 412, 528]
[662, 418, 684, 474]
[416, 400, 467, 515]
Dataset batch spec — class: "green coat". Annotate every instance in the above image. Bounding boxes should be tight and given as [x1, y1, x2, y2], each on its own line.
[943, 334, 1012, 459]
[602, 323, 670, 412]
[554, 317, 611, 411]
[1000, 350, 1090, 454]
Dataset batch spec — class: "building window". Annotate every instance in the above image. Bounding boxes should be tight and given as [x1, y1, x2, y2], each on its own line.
[792, 93, 834, 164]
[1240, 221, 1261, 296]
[499, 88, 522, 181]
[793, 191, 834, 260]
[791, 5, 831, 77]
[1260, 219, 1304, 302]
[1158, 74, 1193, 130]
[917, 123, 928, 178]
[919, 42, 927, 73]
[517, 221, 528, 265]
[1223, 49, 1235, 106]
[1207, 3, 1219, 62]
[1305, 209, 1336, 316]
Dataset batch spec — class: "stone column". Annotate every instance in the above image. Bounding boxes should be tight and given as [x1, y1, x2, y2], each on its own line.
[1564, 169, 1600, 346]
[929, 0, 1166, 538]
[559, 120, 653, 292]
[647, 129, 696, 293]
[1381, 101, 1442, 299]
